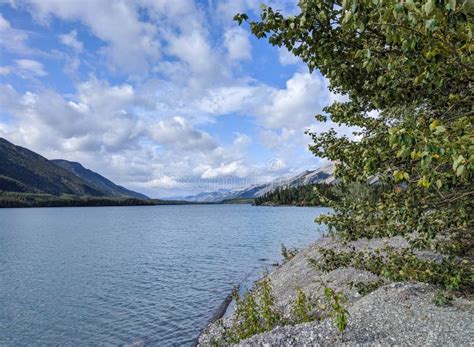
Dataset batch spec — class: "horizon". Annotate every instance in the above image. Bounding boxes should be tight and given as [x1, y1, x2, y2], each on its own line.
[1, 134, 334, 199]
[0, 0, 351, 197]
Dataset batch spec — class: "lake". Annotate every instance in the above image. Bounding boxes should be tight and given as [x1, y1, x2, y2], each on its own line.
[0, 205, 329, 346]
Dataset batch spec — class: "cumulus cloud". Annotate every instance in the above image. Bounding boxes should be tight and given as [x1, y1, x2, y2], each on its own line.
[256, 72, 329, 129]
[0, 79, 257, 194]
[200, 161, 250, 179]
[0, 0, 353, 197]
[259, 128, 296, 150]
[139, 175, 184, 189]
[224, 27, 251, 62]
[165, 30, 220, 82]
[150, 117, 217, 152]
[21, 0, 161, 73]
[0, 79, 143, 153]
[195, 84, 266, 116]
[193, 71, 335, 134]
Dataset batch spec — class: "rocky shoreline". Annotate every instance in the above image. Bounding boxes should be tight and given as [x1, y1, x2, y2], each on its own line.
[198, 235, 473, 346]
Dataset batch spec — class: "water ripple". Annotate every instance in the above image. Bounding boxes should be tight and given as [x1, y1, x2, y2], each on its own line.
[0, 205, 329, 345]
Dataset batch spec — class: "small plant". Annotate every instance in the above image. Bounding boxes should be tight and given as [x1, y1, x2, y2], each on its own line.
[281, 243, 298, 262]
[218, 277, 351, 344]
[222, 279, 282, 344]
[314, 276, 349, 340]
[314, 246, 472, 292]
[433, 289, 454, 306]
[292, 288, 313, 323]
[259, 278, 281, 329]
[351, 280, 385, 296]
[230, 287, 262, 342]
[324, 286, 349, 339]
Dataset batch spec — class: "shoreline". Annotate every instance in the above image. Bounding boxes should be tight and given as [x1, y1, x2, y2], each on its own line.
[192, 289, 236, 347]
[197, 235, 474, 346]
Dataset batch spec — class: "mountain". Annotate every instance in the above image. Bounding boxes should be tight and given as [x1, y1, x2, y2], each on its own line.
[0, 137, 147, 199]
[51, 160, 148, 200]
[181, 189, 236, 203]
[182, 163, 336, 203]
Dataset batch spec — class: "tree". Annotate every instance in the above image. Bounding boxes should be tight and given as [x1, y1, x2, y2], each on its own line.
[236, 1, 473, 291]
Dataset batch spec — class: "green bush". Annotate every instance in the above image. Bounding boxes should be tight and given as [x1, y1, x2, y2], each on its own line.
[237, 0, 473, 300]
[222, 279, 282, 343]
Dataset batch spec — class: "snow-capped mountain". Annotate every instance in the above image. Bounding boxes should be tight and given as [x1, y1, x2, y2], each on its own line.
[181, 163, 336, 203]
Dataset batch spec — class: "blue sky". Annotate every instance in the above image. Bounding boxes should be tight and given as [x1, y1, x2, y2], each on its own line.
[0, 0, 347, 197]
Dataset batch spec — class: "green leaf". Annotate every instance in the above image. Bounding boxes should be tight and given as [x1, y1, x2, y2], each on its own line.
[424, 0, 436, 15]
[446, 0, 456, 10]
[434, 126, 446, 134]
[418, 177, 431, 188]
[342, 11, 352, 24]
[425, 19, 437, 31]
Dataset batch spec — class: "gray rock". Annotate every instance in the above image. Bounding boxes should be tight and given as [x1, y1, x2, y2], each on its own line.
[198, 236, 473, 346]
[236, 282, 473, 346]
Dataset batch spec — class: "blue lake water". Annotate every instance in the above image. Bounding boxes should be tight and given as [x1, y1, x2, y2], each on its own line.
[0, 205, 329, 346]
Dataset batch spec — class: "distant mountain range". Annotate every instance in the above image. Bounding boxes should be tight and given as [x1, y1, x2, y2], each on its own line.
[0, 136, 337, 205]
[181, 164, 336, 203]
[0, 137, 148, 200]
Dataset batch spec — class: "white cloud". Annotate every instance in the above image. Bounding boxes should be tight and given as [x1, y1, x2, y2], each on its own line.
[0, 66, 11, 75]
[259, 128, 296, 150]
[15, 59, 47, 76]
[256, 72, 329, 129]
[200, 160, 250, 179]
[140, 175, 184, 189]
[58, 30, 83, 52]
[278, 47, 300, 65]
[195, 84, 266, 116]
[215, 0, 299, 25]
[0, 0, 352, 197]
[0, 69, 338, 196]
[0, 13, 32, 54]
[166, 31, 215, 74]
[150, 116, 217, 152]
[224, 27, 251, 62]
[22, 0, 160, 73]
[233, 132, 251, 147]
[76, 77, 135, 115]
[0, 78, 143, 152]
[0, 59, 47, 78]
[63, 56, 81, 75]
[193, 71, 332, 132]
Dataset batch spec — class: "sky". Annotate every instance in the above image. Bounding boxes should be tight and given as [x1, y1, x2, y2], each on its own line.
[0, 0, 350, 198]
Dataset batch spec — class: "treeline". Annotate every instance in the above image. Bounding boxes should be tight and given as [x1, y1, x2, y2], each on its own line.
[255, 183, 386, 207]
[255, 184, 336, 206]
[0, 192, 188, 208]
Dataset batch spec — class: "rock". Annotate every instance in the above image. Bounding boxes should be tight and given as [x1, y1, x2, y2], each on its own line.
[236, 282, 473, 346]
[197, 235, 473, 346]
